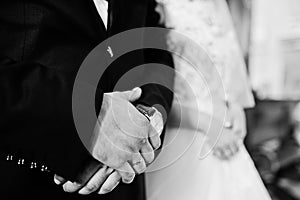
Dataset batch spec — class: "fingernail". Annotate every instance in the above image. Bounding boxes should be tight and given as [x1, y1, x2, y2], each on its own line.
[155, 140, 161, 150]
[54, 178, 62, 185]
[63, 184, 68, 191]
[99, 188, 110, 195]
[98, 180, 120, 195]
[111, 181, 120, 191]
[108, 181, 120, 192]
[78, 188, 89, 195]
[63, 182, 81, 192]
[133, 87, 142, 94]
[107, 168, 114, 174]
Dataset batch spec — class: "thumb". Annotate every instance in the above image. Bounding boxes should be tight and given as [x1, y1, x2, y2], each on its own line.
[121, 87, 142, 102]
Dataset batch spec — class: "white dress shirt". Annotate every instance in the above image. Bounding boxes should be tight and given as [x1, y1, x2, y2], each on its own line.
[93, 0, 109, 29]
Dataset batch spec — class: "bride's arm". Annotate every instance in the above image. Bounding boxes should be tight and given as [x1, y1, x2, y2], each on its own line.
[168, 100, 246, 159]
[167, 101, 226, 135]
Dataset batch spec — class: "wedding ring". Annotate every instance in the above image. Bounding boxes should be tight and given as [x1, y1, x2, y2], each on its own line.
[224, 148, 233, 157]
[223, 121, 233, 129]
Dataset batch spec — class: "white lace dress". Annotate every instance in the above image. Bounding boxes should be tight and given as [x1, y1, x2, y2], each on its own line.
[145, 0, 271, 199]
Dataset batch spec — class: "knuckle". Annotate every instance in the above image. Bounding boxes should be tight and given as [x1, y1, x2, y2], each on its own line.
[136, 165, 146, 174]
[102, 187, 112, 193]
[141, 117, 150, 126]
[111, 162, 123, 170]
[115, 154, 129, 166]
[104, 154, 124, 169]
[98, 153, 109, 163]
[153, 138, 161, 149]
[144, 145, 154, 154]
[136, 116, 150, 128]
[139, 138, 149, 147]
[149, 130, 159, 138]
[85, 183, 98, 192]
[132, 128, 147, 141]
[117, 136, 137, 152]
[126, 143, 139, 153]
[92, 147, 108, 162]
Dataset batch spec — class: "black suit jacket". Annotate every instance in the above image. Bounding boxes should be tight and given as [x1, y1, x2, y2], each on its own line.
[0, 0, 173, 199]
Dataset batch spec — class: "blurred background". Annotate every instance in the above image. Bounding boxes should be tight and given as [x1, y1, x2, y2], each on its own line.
[227, 0, 300, 199]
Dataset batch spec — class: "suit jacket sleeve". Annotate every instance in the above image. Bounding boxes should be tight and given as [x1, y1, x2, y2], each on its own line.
[0, 0, 107, 184]
[135, 0, 174, 122]
[0, 57, 102, 183]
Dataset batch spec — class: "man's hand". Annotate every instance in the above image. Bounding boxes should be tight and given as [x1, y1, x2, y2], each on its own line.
[92, 87, 160, 181]
[54, 167, 122, 195]
[53, 166, 116, 195]
[54, 87, 162, 194]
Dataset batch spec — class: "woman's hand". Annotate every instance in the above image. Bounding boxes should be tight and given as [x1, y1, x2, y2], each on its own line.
[54, 166, 122, 195]
[212, 102, 246, 160]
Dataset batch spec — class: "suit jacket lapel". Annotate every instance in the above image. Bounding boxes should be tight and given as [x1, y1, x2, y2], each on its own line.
[107, 0, 113, 35]
[88, 0, 108, 38]
[87, 0, 149, 38]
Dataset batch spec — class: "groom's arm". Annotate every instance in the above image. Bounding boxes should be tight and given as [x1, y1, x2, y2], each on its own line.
[0, 57, 102, 184]
[53, 1, 175, 195]
[135, 0, 174, 125]
[86, 1, 175, 194]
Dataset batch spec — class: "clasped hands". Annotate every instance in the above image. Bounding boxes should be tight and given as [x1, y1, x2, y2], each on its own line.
[54, 87, 162, 195]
